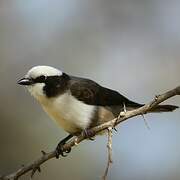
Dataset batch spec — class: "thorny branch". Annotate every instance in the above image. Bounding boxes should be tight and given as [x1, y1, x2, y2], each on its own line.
[0, 86, 180, 180]
[102, 127, 113, 180]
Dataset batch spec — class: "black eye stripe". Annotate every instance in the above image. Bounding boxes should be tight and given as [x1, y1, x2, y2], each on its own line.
[33, 74, 69, 85]
[34, 75, 46, 83]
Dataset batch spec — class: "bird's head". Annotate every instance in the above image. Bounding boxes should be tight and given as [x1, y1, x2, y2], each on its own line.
[18, 66, 70, 101]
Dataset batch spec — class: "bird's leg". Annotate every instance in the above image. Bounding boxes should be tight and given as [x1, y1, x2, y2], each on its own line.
[55, 134, 73, 158]
[82, 129, 96, 141]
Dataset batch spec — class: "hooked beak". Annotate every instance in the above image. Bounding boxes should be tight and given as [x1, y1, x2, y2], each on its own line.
[17, 77, 34, 86]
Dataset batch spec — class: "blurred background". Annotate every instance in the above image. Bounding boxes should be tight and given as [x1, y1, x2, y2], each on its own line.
[0, 0, 180, 180]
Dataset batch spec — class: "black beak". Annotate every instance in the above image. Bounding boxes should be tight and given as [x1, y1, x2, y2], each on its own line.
[17, 78, 34, 85]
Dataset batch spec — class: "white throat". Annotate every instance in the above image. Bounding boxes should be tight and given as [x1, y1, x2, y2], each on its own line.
[27, 83, 46, 102]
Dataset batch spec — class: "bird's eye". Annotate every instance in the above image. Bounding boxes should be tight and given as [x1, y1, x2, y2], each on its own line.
[34, 75, 46, 83]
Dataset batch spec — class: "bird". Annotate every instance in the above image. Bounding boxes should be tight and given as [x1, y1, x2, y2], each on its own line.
[18, 65, 179, 157]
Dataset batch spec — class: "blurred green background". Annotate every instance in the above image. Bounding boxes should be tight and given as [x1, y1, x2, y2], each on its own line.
[0, 0, 180, 180]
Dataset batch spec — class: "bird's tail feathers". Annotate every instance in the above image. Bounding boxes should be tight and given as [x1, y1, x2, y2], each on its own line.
[126, 100, 179, 113]
[149, 104, 179, 112]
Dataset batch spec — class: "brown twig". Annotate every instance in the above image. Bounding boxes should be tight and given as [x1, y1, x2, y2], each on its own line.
[102, 127, 113, 180]
[141, 114, 150, 130]
[0, 86, 180, 180]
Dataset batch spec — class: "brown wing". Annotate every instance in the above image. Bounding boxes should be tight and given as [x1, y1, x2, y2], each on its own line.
[70, 78, 142, 107]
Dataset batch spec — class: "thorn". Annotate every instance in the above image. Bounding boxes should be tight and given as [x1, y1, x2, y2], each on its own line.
[37, 166, 41, 173]
[123, 102, 127, 113]
[141, 114, 150, 130]
[41, 150, 46, 155]
[31, 171, 35, 179]
[155, 95, 160, 101]
[31, 165, 41, 179]
[118, 103, 127, 118]
[30, 175, 33, 180]
[74, 138, 79, 146]
[112, 127, 118, 132]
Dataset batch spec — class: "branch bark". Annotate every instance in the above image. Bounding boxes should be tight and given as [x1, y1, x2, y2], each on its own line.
[1, 86, 180, 180]
[102, 127, 113, 180]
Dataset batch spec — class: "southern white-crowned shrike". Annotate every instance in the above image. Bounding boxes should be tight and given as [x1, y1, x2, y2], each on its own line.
[18, 65, 179, 157]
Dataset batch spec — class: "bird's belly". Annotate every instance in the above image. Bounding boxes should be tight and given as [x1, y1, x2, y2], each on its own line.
[43, 108, 81, 133]
[41, 93, 95, 134]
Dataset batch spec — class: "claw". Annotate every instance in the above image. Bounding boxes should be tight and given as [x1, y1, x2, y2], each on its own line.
[65, 148, 71, 153]
[55, 143, 71, 158]
[82, 129, 95, 140]
[55, 134, 73, 158]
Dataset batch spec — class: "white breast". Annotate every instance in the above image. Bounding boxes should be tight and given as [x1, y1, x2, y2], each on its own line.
[40, 92, 95, 134]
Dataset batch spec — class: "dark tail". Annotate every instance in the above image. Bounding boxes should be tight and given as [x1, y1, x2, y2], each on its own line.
[126, 100, 179, 113]
[149, 104, 179, 112]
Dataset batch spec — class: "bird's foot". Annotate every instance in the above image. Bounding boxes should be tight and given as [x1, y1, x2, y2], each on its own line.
[55, 134, 73, 159]
[55, 141, 71, 159]
[82, 129, 95, 141]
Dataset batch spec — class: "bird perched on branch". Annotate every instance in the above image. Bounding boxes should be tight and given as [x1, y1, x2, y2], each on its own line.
[18, 65, 179, 158]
